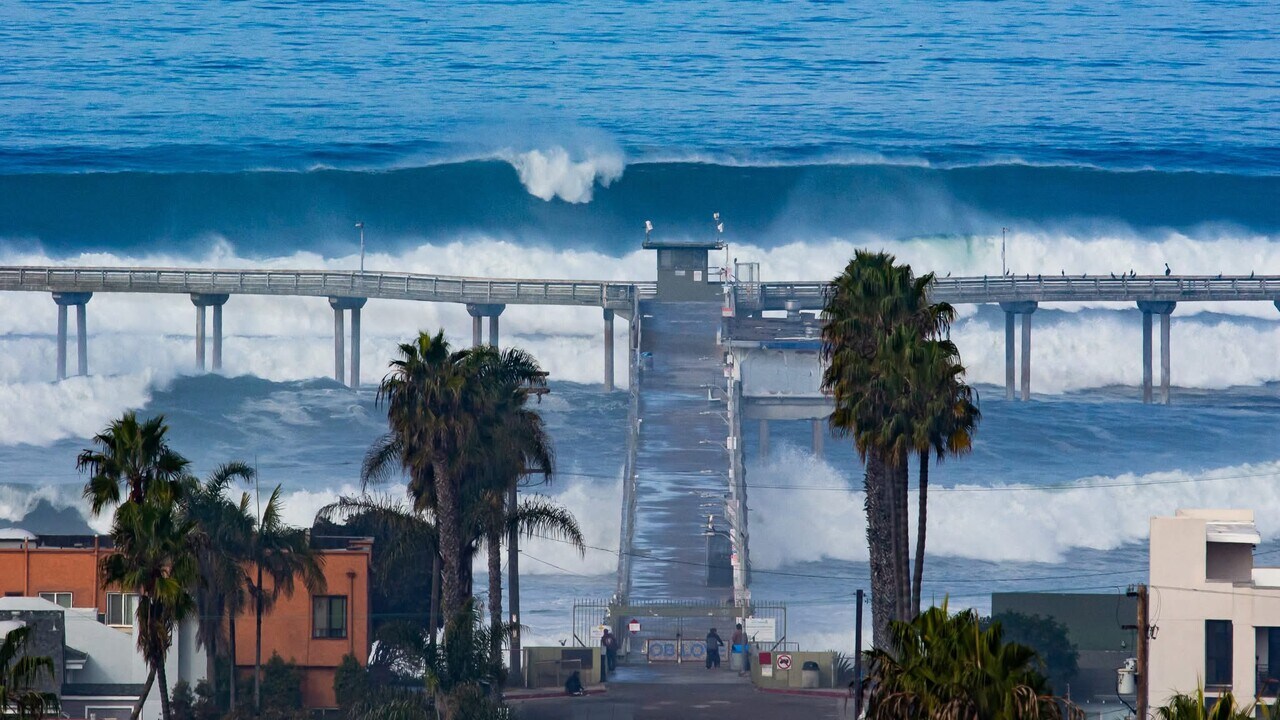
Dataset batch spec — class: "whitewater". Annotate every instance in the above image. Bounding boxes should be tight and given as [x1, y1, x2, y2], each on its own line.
[3, 0, 1279, 649]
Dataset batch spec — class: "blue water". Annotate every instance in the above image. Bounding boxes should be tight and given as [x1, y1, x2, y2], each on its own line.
[2, 0, 1279, 651]
[3, 0, 1278, 173]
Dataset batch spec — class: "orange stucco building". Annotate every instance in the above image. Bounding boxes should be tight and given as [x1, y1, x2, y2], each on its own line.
[0, 533, 372, 710]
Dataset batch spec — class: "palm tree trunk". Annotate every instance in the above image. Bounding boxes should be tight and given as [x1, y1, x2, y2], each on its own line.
[429, 551, 442, 645]
[130, 665, 155, 720]
[158, 654, 173, 720]
[228, 611, 239, 709]
[435, 462, 464, 622]
[911, 450, 929, 618]
[254, 565, 263, 715]
[864, 451, 895, 649]
[486, 520, 504, 681]
[897, 459, 912, 622]
[507, 484, 522, 679]
[205, 597, 221, 706]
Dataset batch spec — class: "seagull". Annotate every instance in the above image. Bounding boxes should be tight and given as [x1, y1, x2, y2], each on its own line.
[1110, 273, 1116, 279]
[1061, 270, 1066, 276]
[944, 271, 951, 277]
[1164, 263, 1171, 276]
[1216, 273, 1223, 279]
[1250, 271, 1255, 279]
[1082, 273, 1088, 278]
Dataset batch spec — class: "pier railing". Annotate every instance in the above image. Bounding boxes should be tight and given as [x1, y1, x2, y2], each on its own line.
[748, 275, 1280, 311]
[0, 266, 649, 311]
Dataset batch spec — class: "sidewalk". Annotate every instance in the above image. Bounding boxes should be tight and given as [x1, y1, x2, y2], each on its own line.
[508, 664, 851, 719]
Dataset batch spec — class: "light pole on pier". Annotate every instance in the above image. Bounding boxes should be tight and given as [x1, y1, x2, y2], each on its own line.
[355, 221, 365, 272]
[1001, 227, 1008, 277]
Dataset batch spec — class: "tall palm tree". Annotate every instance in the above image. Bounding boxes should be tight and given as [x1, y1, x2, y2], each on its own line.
[867, 603, 1080, 720]
[102, 482, 199, 720]
[79, 412, 194, 720]
[370, 331, 504, 624]
[183, 464, 256, 710]
[0, 625, 59, 720]
[908, 339, 979, 617]
[821, 251, 956, 646]
[247, 484, 326, 714]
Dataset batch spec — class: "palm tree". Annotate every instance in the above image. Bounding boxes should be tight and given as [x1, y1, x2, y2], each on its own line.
[78, 411, 190, 515]
[0, 625, 59, 720]
[80, 412, 195, 720]
[369, 331, 520, 624]
[907, 338, 980, 617]
[1157, 686, 1257, 720]
[866, 603, 1080, 720]
[247, 484, 326, 714]
[183, 464, 256, 710]
[822, 251, 955, 645]
[101, 482, 199, 720]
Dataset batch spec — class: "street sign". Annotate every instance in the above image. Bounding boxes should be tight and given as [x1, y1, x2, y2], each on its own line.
[628, 619, 641, 634]
[776, 653, 792, 671]
[744, 617, 776, 642]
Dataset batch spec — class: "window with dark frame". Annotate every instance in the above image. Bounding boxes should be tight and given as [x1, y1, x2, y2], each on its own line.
[1205, 619, 1233, 688]
[313, 595, 348, 639]
[106, 592, 139, 626]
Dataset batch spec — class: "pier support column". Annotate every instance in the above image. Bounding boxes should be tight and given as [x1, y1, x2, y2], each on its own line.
[812, 419, 824, 455]
[1137, 301, 1176, 404]
[759, 419, 770, 459]
[1004, 309, 1015, 400]
[603, 309, 615, 392]
[999, 302, 1038, 401]
[191, 294, 230, 373]
[466, 303, 507, 348]
[328, 297, 368, 388]
[52, 292, 92, 380]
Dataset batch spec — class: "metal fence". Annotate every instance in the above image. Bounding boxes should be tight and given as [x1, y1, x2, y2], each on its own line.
[572, 599, 789, 663]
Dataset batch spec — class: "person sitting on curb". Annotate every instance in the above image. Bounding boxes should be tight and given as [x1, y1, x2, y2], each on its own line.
[565, 670, 586, 696]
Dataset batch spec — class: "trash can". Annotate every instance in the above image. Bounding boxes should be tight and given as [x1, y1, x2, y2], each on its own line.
[801, 660, 821, 689]
[730, 645, 745, 671]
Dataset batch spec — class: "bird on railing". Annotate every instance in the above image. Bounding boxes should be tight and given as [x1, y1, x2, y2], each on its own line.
[1164, 263, 1172, 276]
[1216, 273, 1223, 280]
[1110, 273, 1116, 279]
[1061, 270, 1066, 276]
[1250, 271, 1255, 279]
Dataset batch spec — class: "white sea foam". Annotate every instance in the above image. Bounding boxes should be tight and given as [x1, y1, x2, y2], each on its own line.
[505, 147, 625, 203]
[749, 447, 1280, 567]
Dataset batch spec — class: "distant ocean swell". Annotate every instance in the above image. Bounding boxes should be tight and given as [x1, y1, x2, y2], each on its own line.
[2, 156, 1278, 256]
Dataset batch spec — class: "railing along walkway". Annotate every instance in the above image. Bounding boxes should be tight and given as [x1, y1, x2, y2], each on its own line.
[0, 266, 650, 311]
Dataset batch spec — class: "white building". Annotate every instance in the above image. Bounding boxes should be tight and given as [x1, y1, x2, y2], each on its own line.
[1149, 509, 1280, 705]
[0, 596, 205, 720]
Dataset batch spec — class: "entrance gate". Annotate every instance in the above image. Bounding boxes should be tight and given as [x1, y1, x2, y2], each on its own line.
[571, 599, 788, 664]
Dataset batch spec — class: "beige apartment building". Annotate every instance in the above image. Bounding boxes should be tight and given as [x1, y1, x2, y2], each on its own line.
[1150, 509, 1280, 705]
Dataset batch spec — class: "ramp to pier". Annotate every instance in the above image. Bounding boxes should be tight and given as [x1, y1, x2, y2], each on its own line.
[627, 301, 729, 601]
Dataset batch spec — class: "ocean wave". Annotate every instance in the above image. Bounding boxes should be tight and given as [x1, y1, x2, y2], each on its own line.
[749, 448, 1280, 567]
[2, 160, 1278, 256]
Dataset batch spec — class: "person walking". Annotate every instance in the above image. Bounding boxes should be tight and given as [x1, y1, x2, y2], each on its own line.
[731, 623, 751, 675]
[601, 628, 618, 673]
[705, 627, 725, 669]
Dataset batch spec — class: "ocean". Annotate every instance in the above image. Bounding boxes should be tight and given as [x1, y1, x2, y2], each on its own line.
[1, 0, 1278, 651]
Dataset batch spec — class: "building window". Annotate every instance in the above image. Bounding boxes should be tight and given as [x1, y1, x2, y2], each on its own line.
[313, 596, 348, 639]
[106, 592, 140, 626]
[38, 591, 73, 608]
[1206, 619, 1233, 688]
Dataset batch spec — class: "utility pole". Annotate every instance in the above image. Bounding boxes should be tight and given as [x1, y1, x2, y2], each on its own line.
[1127, 583, 1150, 720]
[854, 588, 864, 720]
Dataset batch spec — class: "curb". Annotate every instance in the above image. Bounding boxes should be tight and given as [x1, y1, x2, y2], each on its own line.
[757, 687, 850, 699]
[506, 688, 609, 701]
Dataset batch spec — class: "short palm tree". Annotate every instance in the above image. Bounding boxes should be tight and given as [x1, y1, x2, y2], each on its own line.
[247, 484, 326, 714]
[0, 625, 59, 720]
[78, 411, 190, 515]
[867, 603, 1080, 720]
[183, 463, 256, 710]
[1158, 687, 1256, 720]
[907, 338, 979, 616]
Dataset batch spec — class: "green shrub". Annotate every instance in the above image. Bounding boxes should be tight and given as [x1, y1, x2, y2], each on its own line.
[333, 653, 371, 711]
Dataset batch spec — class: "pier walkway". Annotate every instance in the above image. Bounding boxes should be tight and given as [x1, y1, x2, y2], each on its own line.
[626, 301, 731, 602]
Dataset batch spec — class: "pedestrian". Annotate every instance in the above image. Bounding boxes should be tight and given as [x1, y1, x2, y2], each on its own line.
[705, 627, 724, 669]
[731, 623, 751, 675]
[565, 670, 586, 696]
[601, 628, 618, 672]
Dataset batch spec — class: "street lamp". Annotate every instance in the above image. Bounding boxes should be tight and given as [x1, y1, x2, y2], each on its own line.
[355, 220, 366, 270]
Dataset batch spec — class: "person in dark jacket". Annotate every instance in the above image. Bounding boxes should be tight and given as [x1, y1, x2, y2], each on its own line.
[705, 627, 725, 669]
[565, 670, 586, 696]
